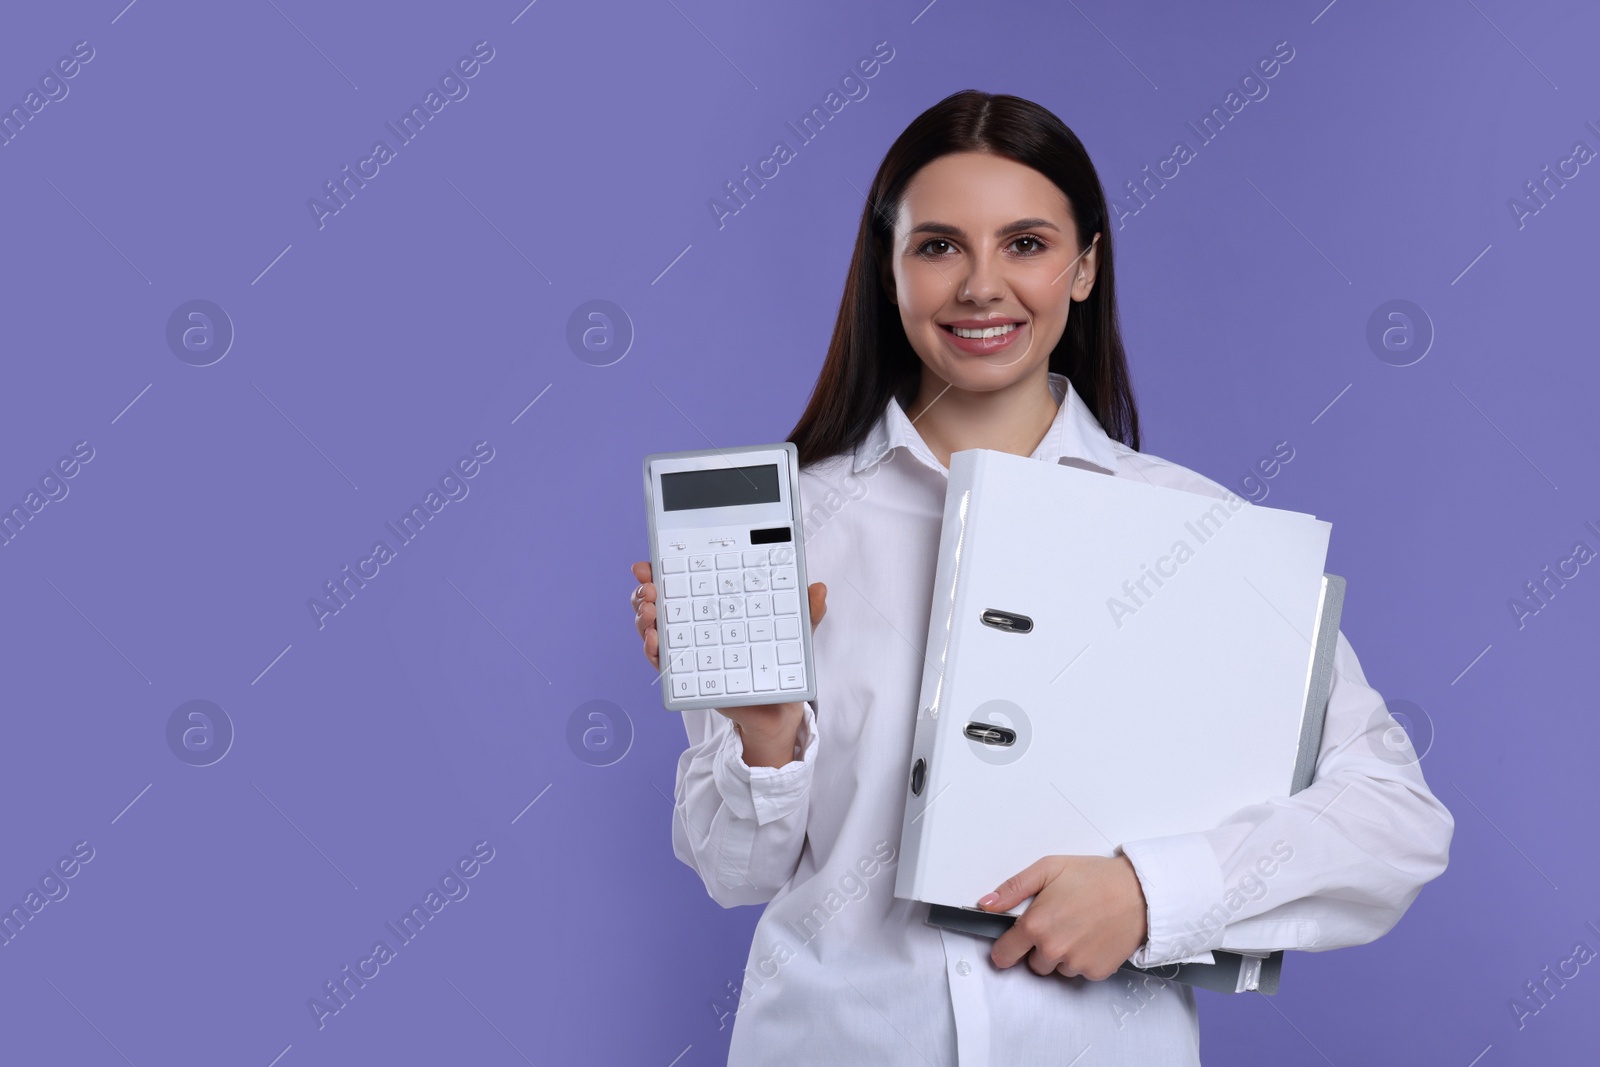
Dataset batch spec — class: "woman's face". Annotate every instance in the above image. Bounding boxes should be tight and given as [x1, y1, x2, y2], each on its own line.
[880, 150, 1098, 392]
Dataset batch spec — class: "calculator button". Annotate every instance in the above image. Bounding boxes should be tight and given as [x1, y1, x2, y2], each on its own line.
[720, 622, 746, 644]
[718, 572, 743, 595]
[693, 598, 718, 621]
[776, 641, 802, 665]
[665, 624, 693, 649]
[718, 597, 744, 619]
[668, 650, 695, 673]
[742, 549, 766, 566]
[770, 567, 796, 591]
[775, 617, 800, 640]
[716, 553, 741, 569]
[662, 556, 687, 573]
[748, 620, 774, 642]
[695, 624, 720, 645]
[723, 646, 748, 669]
[743, 570, 769, 593]
[778, 666, 804, 690]
[747, 594, 772, 617]
[698, 674, 724, 696]
[773, 591, 799, 616]
[724, 669, 752, 695]
[663, 575, 690, 599]
[665, 601, 689, 623]
[690, 555, 715, 572]
[751, 648, 778, 692]
[696, 649, 720, 671]
[690, 574, 716, 597]
[672, 675, 696, 698]
[768, 546, 794, 566]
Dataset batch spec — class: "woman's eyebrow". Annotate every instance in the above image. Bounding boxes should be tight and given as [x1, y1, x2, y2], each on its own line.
[909, 218, 1062, 238]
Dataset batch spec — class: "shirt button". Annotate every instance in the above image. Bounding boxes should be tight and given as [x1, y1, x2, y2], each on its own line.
[956, 960, 972, 977]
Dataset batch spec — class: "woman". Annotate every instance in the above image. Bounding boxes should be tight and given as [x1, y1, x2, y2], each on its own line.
[629, 89, 1452, 1066]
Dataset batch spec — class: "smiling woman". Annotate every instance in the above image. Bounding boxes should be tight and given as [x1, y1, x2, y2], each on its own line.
[788, 96, 1140, 479]
[871, 150, 1109, 468]
[636, 88, 1452, 1067]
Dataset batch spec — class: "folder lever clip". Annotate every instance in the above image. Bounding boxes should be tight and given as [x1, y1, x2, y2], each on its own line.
[979, 609, 1032, 633]
[963, 722, 1017, 746]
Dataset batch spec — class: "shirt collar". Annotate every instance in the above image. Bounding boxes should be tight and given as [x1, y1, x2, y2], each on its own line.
[851, 371, 1122, 476]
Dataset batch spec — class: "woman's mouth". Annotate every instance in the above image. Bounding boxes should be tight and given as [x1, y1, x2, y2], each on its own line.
[941, 320, 1023, 355]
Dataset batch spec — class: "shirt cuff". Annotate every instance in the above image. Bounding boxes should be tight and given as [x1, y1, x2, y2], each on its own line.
[1117, 831, 1229, 968]
[711, 701, 818, 827]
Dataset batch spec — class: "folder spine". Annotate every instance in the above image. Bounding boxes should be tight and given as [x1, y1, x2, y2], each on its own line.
[896, 452, 986, 903]
[1290, 574, 1345, 795]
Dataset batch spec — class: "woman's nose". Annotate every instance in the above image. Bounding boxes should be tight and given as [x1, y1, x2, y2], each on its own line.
[959, 253, 1005, 303]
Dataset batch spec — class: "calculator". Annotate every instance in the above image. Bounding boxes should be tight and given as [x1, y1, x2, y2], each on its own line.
[642, 442, 817, 711]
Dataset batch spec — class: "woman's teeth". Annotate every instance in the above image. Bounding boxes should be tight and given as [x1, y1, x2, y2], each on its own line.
[949, 323, 1018, 339]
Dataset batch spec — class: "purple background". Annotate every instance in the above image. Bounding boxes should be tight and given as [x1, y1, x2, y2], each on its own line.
[1, 0, 1595, 1063]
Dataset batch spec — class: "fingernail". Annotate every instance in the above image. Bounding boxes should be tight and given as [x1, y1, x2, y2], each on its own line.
[977, 893, 998, 908]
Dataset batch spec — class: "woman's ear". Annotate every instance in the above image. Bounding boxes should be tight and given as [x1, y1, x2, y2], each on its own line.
[1070, 233, 1100, 302]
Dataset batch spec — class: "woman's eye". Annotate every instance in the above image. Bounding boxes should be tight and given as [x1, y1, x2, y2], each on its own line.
[915, 236, 1045, 256]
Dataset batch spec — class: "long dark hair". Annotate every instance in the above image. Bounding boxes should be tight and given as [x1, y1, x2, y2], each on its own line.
[787, 89, 1141, 468]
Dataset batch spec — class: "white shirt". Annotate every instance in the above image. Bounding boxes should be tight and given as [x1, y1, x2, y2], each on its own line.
[672, 371, 1454, 1066]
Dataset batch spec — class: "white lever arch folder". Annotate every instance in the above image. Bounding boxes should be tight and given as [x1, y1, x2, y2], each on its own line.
[893, 448, 1344, 995]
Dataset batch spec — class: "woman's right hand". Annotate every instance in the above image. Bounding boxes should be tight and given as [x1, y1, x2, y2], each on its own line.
[630, 560, 826, 761]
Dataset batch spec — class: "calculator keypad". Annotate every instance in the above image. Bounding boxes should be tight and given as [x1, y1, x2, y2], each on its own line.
[661, 547, 807, 700]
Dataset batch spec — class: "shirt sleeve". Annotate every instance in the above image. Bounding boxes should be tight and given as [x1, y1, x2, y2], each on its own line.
[1115, 628, 1455, 969]
[671, 700, 818, 908]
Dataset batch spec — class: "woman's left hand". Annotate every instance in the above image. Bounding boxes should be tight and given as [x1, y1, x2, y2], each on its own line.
[977, 854, 1149, 981]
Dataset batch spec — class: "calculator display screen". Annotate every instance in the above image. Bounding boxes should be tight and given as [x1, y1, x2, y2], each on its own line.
[661, 463, 780, 512]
